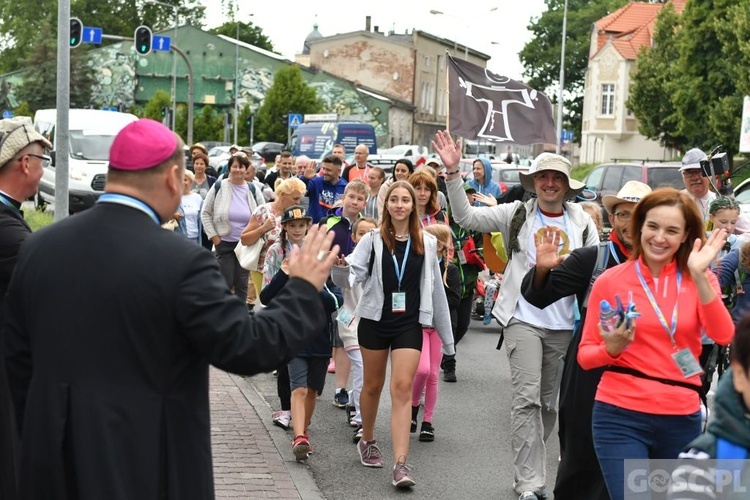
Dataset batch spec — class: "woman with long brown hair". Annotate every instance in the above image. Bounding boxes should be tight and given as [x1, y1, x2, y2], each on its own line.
[332, 180, 454, 489]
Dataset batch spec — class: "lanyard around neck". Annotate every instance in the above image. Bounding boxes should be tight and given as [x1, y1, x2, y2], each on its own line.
[392, 236, 411, 291]
[635, 260, 681, 346]
[609, 241, 621, 264]
[97, 193, 160, 225]
[0, 192, 21, 215]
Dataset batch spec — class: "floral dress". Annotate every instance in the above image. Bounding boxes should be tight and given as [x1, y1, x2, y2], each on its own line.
[252, 203, 282, 275]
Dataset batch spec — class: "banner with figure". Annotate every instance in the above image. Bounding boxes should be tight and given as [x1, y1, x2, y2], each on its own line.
[448, 55, 557, 145]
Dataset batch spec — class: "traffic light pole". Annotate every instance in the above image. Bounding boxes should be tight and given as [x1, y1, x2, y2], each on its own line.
[102, 35, 194, 145]
[55, 1, 71, 219]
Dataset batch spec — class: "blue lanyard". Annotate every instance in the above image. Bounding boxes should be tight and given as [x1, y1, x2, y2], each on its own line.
[392, 236, 411, 291]
[0, 192, 20, 215]
[609, 241, 621, 264]
[635, 261, 681, 346]
[97, 193, 160, 225]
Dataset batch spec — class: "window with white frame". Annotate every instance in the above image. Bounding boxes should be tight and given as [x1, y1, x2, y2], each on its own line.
[601, 83, 615, 116]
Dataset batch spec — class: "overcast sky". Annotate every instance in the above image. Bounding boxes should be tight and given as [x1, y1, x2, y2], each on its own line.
[200, 0, 548, 80]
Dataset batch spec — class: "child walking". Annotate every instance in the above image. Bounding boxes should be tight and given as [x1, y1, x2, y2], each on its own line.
[338, 217, 378, 443]
[411, 224, 460, 442]
[260, 205, 342, 461]
[332, 181, 454, 489]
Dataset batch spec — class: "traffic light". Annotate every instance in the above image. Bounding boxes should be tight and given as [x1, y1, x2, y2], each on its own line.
[281, 114, 288, 126]
[134, 26, 153, 55]
[70, 17, 83, 48]
[245, 116, 252, 128]
[161, 106, 168, 118]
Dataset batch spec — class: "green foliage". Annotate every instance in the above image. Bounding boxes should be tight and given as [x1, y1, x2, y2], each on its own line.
[13, 101, 32, 117]
[570, 162, 596, 182]
[630, 0, 745, 157]
[143, 89, 172, 122]
[519, 0, 628, 143]
[0, 0, 205, 74]
[255, 65, 322, 143]
[14, 22, 96, 113]
[25, 210, 54, 232]
[627, 3, 686, 150]
[209, 21, 274, 53]
[192, 105, 225, 143]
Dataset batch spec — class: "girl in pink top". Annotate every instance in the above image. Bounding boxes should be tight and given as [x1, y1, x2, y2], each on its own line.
[577, 188, 734, 500]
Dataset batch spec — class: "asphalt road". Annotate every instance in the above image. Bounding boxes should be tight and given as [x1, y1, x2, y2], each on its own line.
[248, 319, 560, 500]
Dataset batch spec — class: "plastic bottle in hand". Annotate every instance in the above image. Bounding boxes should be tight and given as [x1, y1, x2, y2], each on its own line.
[599, 300, 620, 333]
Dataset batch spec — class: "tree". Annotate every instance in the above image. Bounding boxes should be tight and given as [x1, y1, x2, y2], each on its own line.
[519, 0, 628, 142]
[143, 89, 172, 122]
[15, 22, 96, 113]
[627, 3, 686, 150]
[0, 0, 205, 74]
[255, 65, 322, 143]
[192, 105, 224, 143]
[209, 22, 274, 53]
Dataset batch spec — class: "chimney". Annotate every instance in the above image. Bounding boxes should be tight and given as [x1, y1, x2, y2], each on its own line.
[365, 16, 371, 32]
[374, 25, 379, 33]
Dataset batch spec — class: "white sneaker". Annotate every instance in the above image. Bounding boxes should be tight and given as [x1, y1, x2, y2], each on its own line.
[272, 410, 291, 430]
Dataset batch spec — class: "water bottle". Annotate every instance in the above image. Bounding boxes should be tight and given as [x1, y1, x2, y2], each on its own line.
[599, 299, 620, 333]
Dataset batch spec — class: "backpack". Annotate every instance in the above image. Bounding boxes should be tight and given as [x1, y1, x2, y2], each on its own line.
[213, 178, 256, 197]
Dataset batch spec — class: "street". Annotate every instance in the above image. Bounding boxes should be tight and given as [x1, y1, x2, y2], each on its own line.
[246, 319, 560, 500]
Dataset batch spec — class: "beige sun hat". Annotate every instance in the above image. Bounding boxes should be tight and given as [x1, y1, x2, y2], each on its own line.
[519, 152, 584, 199]
[0, 116, 52, 170]
[601, 180, 652, 214]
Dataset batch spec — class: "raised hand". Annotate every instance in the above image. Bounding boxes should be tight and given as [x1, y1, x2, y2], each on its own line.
[431, 130, 462, 170]
[688, 228, 728, 278]
[533, 227, 565, 271]
[288, 224, 339, 291]
[473, 193, 497, 207]
[304, 160, 317, 179]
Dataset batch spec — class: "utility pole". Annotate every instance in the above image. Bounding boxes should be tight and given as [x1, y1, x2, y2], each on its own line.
[55, 0, 71, 220]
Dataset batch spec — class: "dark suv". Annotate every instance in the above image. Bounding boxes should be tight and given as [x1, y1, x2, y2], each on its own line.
[583, 162, 683, 210]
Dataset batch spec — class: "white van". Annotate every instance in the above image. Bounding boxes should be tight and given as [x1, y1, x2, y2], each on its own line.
[34, 109, 138, 213]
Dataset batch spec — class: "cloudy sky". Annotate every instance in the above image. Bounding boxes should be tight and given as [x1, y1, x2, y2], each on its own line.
[201, 0, 548, 80]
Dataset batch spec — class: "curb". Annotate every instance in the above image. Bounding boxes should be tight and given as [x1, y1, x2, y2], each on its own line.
[230, 374, 325, 500]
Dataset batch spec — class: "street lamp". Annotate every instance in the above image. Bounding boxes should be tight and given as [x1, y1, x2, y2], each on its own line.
[145, 0, 178, 132]
[556, 0, 569, 155]
[429, 10, 468, 60]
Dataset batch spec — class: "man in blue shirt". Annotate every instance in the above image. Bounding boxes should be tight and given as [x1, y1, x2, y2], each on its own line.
[302, 154, 348, 223]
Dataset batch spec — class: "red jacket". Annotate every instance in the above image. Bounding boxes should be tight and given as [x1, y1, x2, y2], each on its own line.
[578, 256, 733, 415]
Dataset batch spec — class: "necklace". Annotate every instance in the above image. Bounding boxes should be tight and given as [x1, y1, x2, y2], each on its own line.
[393, 233, 409, 239]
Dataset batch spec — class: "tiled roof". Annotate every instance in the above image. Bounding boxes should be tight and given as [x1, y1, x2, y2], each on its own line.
[593, 0, 686, 61]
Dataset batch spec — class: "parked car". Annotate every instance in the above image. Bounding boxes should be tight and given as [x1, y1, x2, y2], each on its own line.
[458, 158, 528, 195]
[583, 162, 683, 225]
[252, 141, 284, 162]
[208, 146, 231, 169]
[732, 178, 750, 220]
[368, 144, 430, 173]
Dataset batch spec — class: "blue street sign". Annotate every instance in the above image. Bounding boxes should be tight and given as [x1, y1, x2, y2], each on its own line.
[560, 129, 574, 142]
[289, 113, 303, 129]
[152, 35, 171, 52]
[102, 106, 118, 111]
[2, 111, 13, 119]
[83, 27, 103, 45]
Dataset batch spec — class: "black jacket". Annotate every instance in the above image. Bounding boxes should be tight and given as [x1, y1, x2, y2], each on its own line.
[3, 201, 328, 499]
[521, 242, 628, 500]
[261, 272, 342, 358]
[0, 200, 27, 500]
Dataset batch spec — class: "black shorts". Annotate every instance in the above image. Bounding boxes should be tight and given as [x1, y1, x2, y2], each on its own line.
[288, 357, 328, 395]
[357, 321, 423, 351]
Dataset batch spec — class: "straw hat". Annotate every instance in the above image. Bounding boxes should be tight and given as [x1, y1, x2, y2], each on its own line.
[601, 181, 652, 214]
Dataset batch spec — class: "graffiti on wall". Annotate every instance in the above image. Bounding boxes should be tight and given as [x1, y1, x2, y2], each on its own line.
[89, 44, 137, 108]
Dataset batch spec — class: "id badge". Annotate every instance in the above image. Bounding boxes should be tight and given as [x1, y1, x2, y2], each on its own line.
[671, 348, 704, 378]
[458, 249, 467, 265]
[392, 292, 406, 313]
[336, 308, 355, 328]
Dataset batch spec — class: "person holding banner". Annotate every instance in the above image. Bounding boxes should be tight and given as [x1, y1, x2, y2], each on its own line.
[433, 130, 598, 500]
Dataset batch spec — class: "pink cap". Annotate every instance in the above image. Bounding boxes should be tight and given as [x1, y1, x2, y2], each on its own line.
[109, 119, 179, 171]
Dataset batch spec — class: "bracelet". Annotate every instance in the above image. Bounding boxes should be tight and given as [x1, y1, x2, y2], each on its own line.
[446, 169, 460, 176]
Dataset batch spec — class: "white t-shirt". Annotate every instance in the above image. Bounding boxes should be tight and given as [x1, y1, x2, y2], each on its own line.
[181, 192, 203, 239]
[514, 208, 576, 330]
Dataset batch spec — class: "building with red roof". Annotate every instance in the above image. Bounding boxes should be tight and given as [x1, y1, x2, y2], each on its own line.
[580, 0, 686, 164]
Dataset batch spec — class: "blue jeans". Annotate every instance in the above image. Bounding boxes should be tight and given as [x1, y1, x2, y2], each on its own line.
[592, 401, 701, 500]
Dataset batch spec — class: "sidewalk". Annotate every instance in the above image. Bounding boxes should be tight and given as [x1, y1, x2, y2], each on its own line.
[209, 368, 323, 499]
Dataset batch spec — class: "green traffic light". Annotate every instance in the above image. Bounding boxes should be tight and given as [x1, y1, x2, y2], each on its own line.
[71, 38, 77, 45]
[141, 45, 147, 52]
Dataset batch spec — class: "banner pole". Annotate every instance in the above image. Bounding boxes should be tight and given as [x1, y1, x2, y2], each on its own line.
[445, 52, 451, 133]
